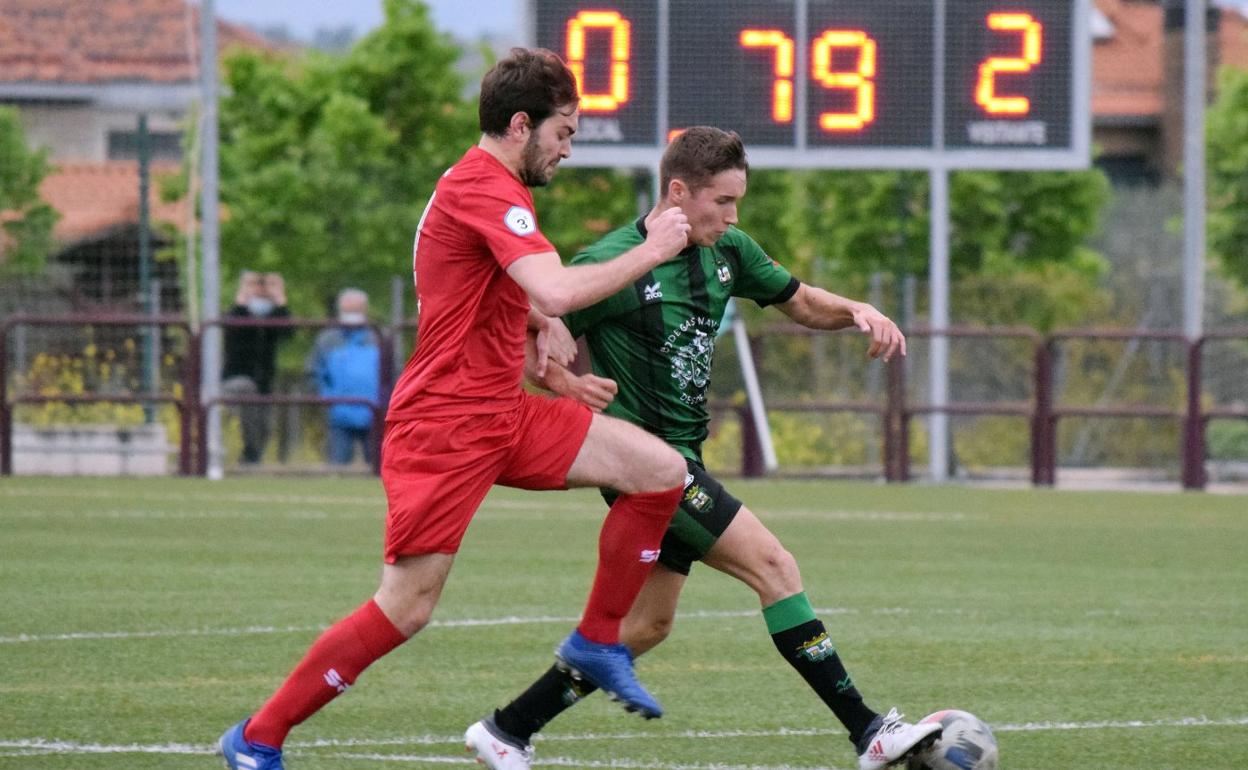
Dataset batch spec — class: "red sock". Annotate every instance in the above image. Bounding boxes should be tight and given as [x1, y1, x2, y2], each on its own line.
[244, 599, 406, 748]
[577, 485, 682, 643]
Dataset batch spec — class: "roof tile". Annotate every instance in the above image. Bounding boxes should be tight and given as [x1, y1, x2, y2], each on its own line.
[40, 161, 190, 242]
[0, 0, 269, 84]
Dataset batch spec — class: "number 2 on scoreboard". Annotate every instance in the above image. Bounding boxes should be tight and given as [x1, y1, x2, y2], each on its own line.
[976, 12, 1043, 115]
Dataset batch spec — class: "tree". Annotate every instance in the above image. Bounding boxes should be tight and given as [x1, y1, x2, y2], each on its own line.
[1207, 65, 1248, 291]
[736, 165, 1110, 330]
[211, 0, 476, 315]
[0, 107, 57, 275]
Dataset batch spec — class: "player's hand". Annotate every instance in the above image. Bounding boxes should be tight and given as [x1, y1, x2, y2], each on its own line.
[543, 316, 577, 367]
[533, 319, 553, 379]
[851, 303, 906, 362]
[562, 373, 618, 412]
[644, 206, 690, 262]
[265, 273, 287, 306]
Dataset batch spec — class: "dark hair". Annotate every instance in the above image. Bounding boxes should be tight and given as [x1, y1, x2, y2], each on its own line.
[479, 48, 579, 137]
[659, 126, 749, 196]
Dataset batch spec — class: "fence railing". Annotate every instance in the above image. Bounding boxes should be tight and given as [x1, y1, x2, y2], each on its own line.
[0, 314, 198, 476]
[2, 315, 1246, 489]
[724, 323, 1248, 490]
[1, 315, 395, 477]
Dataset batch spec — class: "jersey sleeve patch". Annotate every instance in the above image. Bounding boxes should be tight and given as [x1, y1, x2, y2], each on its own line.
[504, 206, 538, 236]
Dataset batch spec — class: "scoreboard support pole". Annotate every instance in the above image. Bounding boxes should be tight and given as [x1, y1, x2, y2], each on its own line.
[928, 167, 950, 483]
[927, 0, 950, 483]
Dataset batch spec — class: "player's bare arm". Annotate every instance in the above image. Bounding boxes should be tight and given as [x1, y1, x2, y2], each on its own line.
[523, 333, 618, 412]
[776, 283, 906, 362]
[506, 207, 691, 317]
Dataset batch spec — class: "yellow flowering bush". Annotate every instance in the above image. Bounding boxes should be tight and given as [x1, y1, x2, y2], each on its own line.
[12, 339, 183, 440]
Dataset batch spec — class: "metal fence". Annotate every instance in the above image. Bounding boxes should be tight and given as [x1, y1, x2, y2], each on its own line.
[717, 323, 1248, 490]
[3, 314, 1247, 489]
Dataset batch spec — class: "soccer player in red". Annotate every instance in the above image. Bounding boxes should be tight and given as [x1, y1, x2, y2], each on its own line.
[219, 48, 692, 770]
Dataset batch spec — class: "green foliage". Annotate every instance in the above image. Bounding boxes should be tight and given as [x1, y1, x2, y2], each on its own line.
[0, 107, 58, 275]
[736, 165, 1110, 327]
[534, 168, 641, 258]
[1207, 419, 1248, 461]
[1207, 65, 1248, 291]
[209, 0, 476, 315]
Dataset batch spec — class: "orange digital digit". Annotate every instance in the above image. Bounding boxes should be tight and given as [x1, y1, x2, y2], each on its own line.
[566, 10, 631, 112]
[976, 12, 1043, 115]
[811, 30, 876, 132]
[739, 29, 795, 123]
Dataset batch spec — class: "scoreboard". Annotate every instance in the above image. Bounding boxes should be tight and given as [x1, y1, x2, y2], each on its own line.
[529, 0, 1090, 169]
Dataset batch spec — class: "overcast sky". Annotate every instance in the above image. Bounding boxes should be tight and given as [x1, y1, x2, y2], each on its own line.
[211, 0, 522, 42]
[211, 0, 1248, 44]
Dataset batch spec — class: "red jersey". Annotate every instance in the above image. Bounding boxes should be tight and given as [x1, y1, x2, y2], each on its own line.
[387, 146, 555, 420]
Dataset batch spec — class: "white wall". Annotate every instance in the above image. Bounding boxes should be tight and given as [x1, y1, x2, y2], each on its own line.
[19, 103, 187, 162]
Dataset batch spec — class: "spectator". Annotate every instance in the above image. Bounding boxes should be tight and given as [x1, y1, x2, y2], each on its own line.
[306, 288, 380, 466]
[222, 271, 292, 464]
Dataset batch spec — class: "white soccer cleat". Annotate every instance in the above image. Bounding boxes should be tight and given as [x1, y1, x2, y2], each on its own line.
[857, 707, 943, 770]
[465, 717, 534, 770]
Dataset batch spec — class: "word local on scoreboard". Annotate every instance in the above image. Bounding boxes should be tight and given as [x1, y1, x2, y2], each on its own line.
[532, 0, 1090, 170]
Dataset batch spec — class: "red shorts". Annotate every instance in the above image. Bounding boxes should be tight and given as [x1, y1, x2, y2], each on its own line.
[380, 392, 593, 562]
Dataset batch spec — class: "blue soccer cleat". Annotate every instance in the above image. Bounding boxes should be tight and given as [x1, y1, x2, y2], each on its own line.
[555, 629, 663, 719]
[218, 718, 284, 770]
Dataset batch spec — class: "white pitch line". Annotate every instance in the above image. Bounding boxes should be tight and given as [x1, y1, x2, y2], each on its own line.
[2, 717, 1245, 762]
[0, 739, 209, 755]
[0, 608, 871, 645]
[0, 605, 980, 646]
[993, 715, 1248, 732]
[325, 751, 839, 769]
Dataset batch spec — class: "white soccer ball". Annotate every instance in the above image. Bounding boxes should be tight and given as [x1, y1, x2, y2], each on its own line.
[905, 709, 999, 770]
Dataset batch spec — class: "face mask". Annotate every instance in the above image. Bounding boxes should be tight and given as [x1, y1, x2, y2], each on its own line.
[339, 311, 366, 325]
[246, 297, 275, 316]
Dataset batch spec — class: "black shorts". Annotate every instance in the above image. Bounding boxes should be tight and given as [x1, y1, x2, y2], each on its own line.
[602, 459, 743, 576]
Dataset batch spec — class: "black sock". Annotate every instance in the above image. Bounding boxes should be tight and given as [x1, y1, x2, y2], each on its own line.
[764, 593, 879, 746]
[494, 665, 599, 742]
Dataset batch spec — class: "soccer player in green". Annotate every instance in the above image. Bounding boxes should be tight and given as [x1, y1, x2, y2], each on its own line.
[465, 126, 938, 770]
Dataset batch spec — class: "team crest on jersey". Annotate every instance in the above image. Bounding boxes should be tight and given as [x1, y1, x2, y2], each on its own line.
[716, 262, 732, 284]
[683, 483, 713, 513]
[504, 206, 537, 236]
[670, 329, 715, 395]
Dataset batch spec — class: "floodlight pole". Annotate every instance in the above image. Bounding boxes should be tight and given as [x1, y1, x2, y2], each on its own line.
[1182, 0, 1206, 342]
[927, 0, 950, 482]
[199, 0, 223, 479]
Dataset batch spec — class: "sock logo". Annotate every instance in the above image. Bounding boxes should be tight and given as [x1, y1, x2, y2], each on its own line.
[836, 674, 855, 693]
[639, 548, 661, 563]
[797, 632, 836, 662]
[323, 668, 351, 693]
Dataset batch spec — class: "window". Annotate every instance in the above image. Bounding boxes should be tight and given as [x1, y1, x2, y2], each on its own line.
[107, 130, 183, 161]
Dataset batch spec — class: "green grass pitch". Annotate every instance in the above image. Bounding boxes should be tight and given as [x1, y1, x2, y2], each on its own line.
[1, 476, 1246, 769]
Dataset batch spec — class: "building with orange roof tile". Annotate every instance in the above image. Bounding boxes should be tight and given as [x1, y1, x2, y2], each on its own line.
[1, 0, 270, 311]
[1094, 0, 1248, 183]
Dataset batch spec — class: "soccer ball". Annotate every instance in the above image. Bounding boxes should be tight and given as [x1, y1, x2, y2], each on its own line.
[905, 709, 998, 770]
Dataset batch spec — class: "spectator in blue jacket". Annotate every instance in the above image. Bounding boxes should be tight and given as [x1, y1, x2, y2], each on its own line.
[306, 288, 380, 466]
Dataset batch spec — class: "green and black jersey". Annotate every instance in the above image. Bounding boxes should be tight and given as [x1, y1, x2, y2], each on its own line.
[565, 218, 798, 461]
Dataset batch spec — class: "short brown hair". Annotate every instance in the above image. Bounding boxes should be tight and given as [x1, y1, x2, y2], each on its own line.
[659, 126, 749, 196]
[479, 48, 579, 137]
